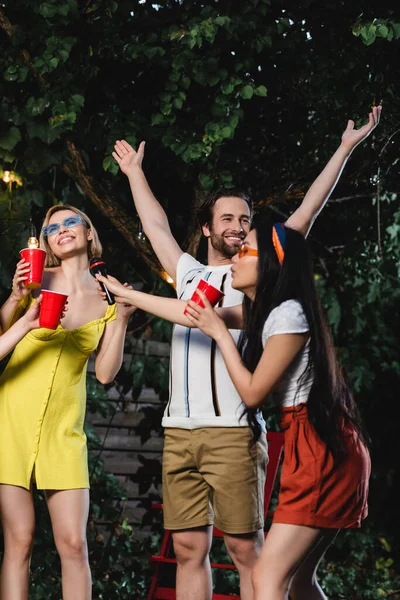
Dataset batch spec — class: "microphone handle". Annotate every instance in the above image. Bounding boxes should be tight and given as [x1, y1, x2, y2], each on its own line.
[94, 268, 115, 305]
[99, 280, 115, 305]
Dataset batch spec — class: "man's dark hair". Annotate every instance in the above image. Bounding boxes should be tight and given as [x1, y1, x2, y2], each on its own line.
[196, 189, 253, 228]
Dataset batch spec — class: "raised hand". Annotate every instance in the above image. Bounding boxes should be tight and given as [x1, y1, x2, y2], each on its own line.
[11, 259, 32, 301]
[112, 140, 145, 176]
[341, 105, 382, 152]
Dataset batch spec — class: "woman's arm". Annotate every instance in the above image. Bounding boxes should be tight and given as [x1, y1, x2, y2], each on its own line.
[96, 273, 244, 329]
[185, 291, 308, 408]
[286, 105, 382, 237]
[0, 296, 42, 360]
[94, 317, 129, 384]
[215, 329, 308, 408]
[94, 289, 137, 384]
[0, 259, 32, 331]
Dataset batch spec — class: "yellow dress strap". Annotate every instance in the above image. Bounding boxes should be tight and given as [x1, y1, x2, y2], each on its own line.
[104, 302, 117, 324]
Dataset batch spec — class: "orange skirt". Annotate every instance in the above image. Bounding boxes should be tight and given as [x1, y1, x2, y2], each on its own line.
[273, 403, 370, 529]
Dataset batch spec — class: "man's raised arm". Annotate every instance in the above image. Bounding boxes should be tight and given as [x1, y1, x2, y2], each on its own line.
[113, 140, 183, 281]
[286, 105, 382, 237]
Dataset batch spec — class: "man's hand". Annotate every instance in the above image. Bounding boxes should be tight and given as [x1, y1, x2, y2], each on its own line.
[341, 105, 382, 154]
[112, 140, 145, 176]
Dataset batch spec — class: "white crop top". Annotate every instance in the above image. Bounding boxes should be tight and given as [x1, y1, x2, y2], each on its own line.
[262, 300, 313, 407]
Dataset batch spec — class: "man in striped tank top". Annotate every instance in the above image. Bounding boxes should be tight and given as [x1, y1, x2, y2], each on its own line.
[111, 107, 380, 600]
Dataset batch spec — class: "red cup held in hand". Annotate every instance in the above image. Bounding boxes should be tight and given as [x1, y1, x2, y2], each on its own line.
[39, 290, 68, 330]
[20, 248, 46, 289]
[184, 279, 224, 315]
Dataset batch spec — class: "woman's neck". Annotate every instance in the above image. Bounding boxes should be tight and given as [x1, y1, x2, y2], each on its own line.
[242, 287, 256, 302]
[59, 255, 92, 293]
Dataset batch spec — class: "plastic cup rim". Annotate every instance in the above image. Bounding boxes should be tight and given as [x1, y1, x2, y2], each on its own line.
[41, 289, 68, 297]
[20, 247, 46, 254]
[198, 279, 224, 296]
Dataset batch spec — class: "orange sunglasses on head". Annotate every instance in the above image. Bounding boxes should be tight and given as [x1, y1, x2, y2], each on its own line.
[238, 244, 259, 259]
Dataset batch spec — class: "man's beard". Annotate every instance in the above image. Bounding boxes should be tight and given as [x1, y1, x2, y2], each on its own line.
[210, 230, 242, 259]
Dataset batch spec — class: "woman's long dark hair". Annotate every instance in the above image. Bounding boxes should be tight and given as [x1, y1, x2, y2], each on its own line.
[240, 216, 368, 461]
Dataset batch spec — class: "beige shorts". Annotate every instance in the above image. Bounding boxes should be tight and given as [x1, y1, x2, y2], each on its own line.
[162, 427, 268, 534]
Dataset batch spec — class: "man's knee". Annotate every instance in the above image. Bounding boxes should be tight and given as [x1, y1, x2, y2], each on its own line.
[172, 529, 212, 566]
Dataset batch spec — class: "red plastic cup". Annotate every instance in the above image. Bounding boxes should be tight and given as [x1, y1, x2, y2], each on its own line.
[184, 279, 224, 315]
[39, 290, 68, 330]
[20, 248, 46, 289]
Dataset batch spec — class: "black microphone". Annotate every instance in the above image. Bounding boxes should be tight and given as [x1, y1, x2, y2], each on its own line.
[89, 257, 115, 305]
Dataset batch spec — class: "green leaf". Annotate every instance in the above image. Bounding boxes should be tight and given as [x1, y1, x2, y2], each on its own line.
[48, 57, 59, 70]
[173, 97, 183, 109]
[221, 81, 235, 95]
[26, 96, 49, 116]
[254, 85, 267, 97]
[0, 126, 21, 151]
[392, 22, 400, 38]
[71, 94, 85, 110]
[199, 172, 214, 190]
[4, 66, 19, 82]
[107, 0, 118, 13]
[219, 125, 232, 139]
[240, 85, 254, 100]
[102, 155, 119, 175]
[39, 3, 57, 18]
[206, 73, 220, 86]
[27, 122, 60, 144]
[327, 299, 341, 335]
[180, 76, 191, 90]
[376, 25, 389, 38]
[215, 16, 231, 27]
[220, 170, 233, 183]
[151, 113, 164, 125]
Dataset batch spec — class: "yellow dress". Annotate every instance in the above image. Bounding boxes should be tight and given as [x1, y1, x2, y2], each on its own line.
[0, 299, 116, 490]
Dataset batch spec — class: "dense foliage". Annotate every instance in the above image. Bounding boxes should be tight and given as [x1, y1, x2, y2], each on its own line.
[0, 1, 399, 597]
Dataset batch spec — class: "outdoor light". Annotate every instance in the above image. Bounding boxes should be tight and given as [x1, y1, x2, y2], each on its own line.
[137, 219, 146, 242]
[161, 270, 175, 287]
[1, 170, 23, 186]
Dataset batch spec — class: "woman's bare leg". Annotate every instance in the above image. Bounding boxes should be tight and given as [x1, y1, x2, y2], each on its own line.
[252, 523, 338, 600]
[45, 489, 91, 600]
[0, 484, 35, 600]
[289, 528, 338, 599]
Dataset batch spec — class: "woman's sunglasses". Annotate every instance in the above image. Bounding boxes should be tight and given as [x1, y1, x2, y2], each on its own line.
[237, 244, 258, 259]
[41, 215, 88, 238]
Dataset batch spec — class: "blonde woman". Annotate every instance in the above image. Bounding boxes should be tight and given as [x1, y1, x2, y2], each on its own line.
[0, 205, 135, 600]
